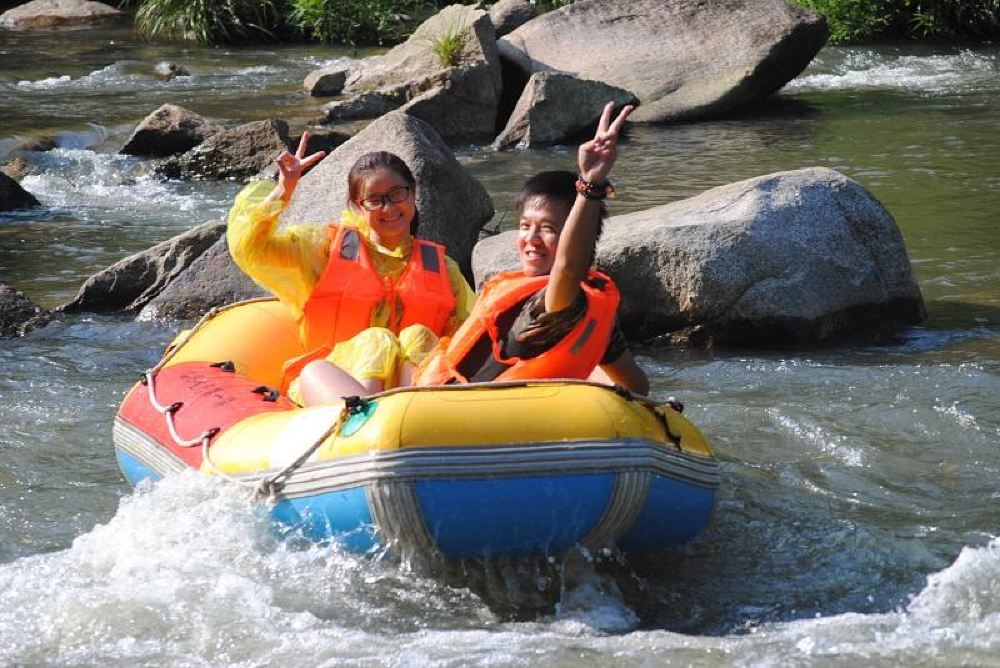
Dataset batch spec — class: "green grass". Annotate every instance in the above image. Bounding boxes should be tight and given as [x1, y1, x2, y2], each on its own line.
[133, 0, 283, 44]
[792, 0, 1000, 42]
[430, 23, 465, 67]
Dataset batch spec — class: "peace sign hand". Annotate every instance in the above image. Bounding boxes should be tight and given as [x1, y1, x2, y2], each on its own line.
[276, 130, 327, 188]
[578, 102, 633, 185]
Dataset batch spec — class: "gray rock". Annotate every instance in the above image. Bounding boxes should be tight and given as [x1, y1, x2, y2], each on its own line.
[59, 220, 226, 314]
[153, 62, 190, 80]
[338, 4, 502, 142]
[0, 172, 40, 211]
[602, 167, 925, 344]
[488, 0, 535, 37]
[138, 236, 267, 320]
[472, 168, 924, 345]
[1, 157, 29, 182]
[498, 0, 827, 124]
[493, 72, 638, 150]
[0, 0, 123, 29]
[282, 112, 493, 279]
[0, 285, 51, 337]
[324, 89, 405, 122]
[255, 129, 351, 181]
[157, 119, 292, 181]
[7, 135, 57, 152]
[305, 65, 349, 96]
[471, 230, 519, 288]
[399, 81, 504, 144]
[120, 104, 221, 158]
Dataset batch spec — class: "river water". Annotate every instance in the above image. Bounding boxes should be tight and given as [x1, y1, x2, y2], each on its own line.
[2, 24, 999, 666]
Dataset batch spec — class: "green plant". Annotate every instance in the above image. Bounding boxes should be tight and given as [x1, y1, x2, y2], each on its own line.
[133, 0, 283, 44]
[288, 0, 432, 46]
[431, 23, 464, 66]
[793, 0, 1000, 42]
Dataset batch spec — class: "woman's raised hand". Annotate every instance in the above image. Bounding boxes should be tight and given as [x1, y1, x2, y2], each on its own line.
[276, 130, 327, 189]
[578, 102, 633, 185]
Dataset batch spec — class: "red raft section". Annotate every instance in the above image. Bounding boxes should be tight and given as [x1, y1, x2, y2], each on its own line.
[117, 361, 297, 469]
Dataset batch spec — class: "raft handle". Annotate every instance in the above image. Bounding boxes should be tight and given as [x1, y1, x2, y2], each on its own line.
[252, 385, 280, 402]
[210, 360, 236, 373]
[343, 395, 369, 415]
[666, 396, 684, 413]
[167, 401, 183, 414]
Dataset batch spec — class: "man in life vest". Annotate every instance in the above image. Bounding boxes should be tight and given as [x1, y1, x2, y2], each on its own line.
[413, 102, 648, 394]
[227, 135, 475, 404]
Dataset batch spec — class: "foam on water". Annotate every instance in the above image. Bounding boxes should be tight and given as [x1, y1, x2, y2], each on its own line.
[18, 148, 234, 226]
[788, 48, 1000, 94]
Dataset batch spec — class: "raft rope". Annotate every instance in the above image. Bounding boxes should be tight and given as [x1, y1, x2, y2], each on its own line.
[251, 397, 364, 503]
[140, 364, 356, 498]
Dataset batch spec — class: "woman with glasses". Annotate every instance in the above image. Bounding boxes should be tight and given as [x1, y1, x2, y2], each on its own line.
[227, 134, 475, 404]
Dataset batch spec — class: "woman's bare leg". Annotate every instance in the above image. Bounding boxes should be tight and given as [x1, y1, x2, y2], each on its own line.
[298, 360, 377, 406]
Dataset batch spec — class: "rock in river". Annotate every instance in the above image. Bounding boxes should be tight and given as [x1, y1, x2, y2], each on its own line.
[498, 0, 828, 123]
[0, 285, 51, 337]
[0, 0, 123, 29]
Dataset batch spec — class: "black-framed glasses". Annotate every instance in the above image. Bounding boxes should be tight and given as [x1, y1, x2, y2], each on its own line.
[358, 186, 411, 211]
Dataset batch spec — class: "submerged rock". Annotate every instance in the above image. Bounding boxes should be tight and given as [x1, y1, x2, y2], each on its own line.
[0, 285, 51, 337]
[474, 168, 925, 345]
[120, 104, 222, 158]
[283, 112, 493, 279]
[498, 0, 828, 123]
[0, 172, 40, 211]
[59, 221, 226, 314]
[153, 62, 190, 80]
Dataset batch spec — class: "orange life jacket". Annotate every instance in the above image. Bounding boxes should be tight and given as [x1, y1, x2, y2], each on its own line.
[298, 224, 456, 350]
[414, 269, 620, 385]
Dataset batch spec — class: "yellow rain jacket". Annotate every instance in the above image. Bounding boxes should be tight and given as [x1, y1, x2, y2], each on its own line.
[226, 180, 475, 387]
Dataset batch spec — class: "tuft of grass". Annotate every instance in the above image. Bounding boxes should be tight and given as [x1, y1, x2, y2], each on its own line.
[133, 0, 282, 44]
[431, 23, 465, 67]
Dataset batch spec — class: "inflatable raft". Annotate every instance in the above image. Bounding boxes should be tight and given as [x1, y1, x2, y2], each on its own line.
[114, 299, 719, 558]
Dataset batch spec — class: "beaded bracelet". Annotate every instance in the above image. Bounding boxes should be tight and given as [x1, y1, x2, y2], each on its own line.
[575, 177, 616, 200]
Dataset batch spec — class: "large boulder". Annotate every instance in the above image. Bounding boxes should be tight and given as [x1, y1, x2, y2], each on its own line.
[0, 0, 123, 28]
[493, 72, 638, 150]
[473, 168, 925, 345]
[283, 112, 494, 279]
[498, 0, 828, 124]
[120, 104, 221, 158]
[59, 221, 226, 314]
[0, 285, 51, 337]
[138, 237, 267, 320]
[488, 0, 535, 37]
[155, 120, 342, 181]
[327, 4, 502, 142]
[0, 172, 40, 210]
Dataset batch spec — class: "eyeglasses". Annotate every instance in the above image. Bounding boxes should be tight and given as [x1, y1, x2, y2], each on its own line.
[358, 186, 411, 211]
